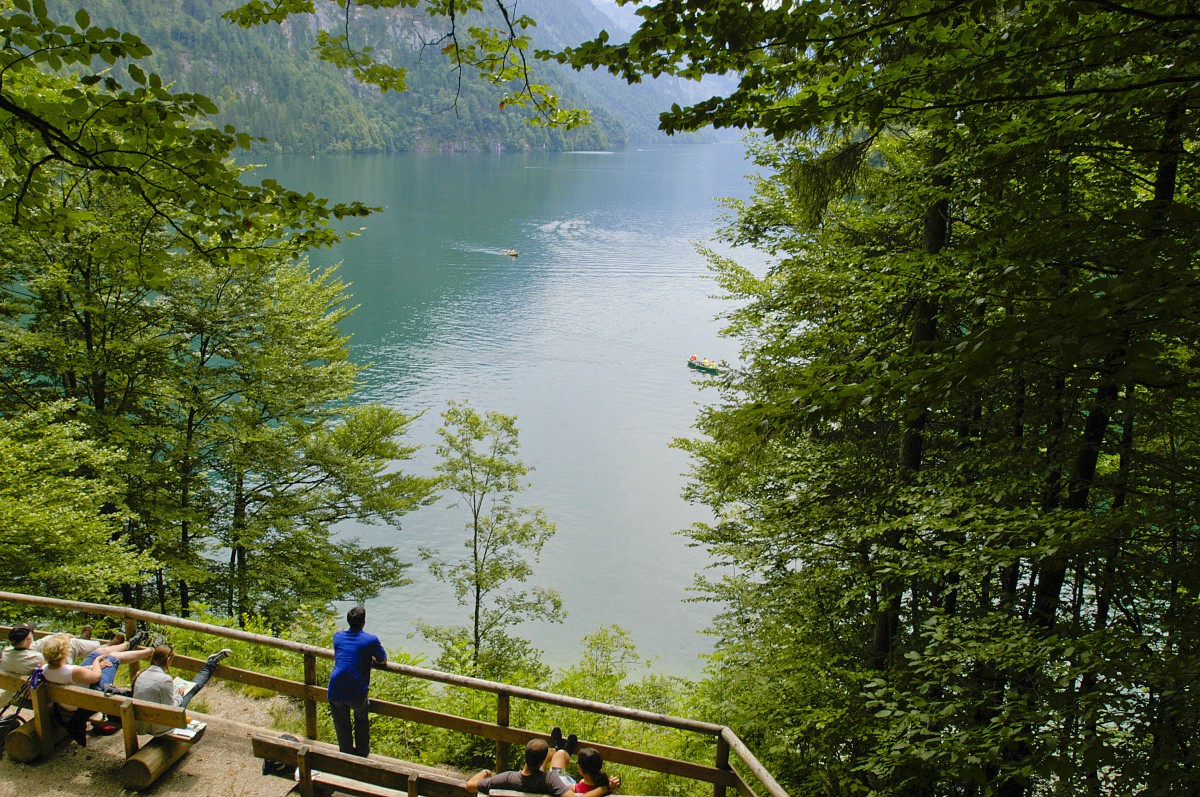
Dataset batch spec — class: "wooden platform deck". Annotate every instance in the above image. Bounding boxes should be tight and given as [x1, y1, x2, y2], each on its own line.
[0, 684, 464, 797]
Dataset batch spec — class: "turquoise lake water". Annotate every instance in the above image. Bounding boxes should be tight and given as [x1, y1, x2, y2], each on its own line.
[257, 143, 763, 677]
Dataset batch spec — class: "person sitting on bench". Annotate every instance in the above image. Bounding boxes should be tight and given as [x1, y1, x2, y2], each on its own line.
[544, 727, 619, 797]
[40, 633, 153, 691]
[132, 643, 231, 735]
[0, 623, 139, 706]
[466, 738, 573, 796]
[39, 633, 155, 744]
[0, 624, 46, 706]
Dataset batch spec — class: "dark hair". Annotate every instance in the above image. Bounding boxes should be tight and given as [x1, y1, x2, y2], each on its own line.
[525, 738, 549, 770]
[577, 748, 607, 785]
[347, 605, 366, 630]
[7, 623, 34, 646]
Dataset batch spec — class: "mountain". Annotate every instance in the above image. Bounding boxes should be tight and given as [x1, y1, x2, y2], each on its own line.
[41, 0, 708, 153]
[525, 0, 731, 145]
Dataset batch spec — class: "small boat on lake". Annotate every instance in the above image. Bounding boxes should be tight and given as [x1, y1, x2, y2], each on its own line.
[505, 249, 519, 257]
[688, 356, 720, 375]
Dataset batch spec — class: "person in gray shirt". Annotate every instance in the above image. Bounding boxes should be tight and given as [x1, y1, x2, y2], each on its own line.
[132, 643, 231, 735]
[466, 739, 573, 796]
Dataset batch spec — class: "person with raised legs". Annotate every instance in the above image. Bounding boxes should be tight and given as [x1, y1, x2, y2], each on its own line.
[132, 643, 232, 735]
[39, 633, 155, 744]
[545, 727, 620, 797]
[466, 738, 572, 796]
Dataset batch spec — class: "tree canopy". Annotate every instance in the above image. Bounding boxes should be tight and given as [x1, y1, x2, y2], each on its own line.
[0, 0, 445, 625]
[421, 401, 561, 678]
[560, 2, 1200, 795]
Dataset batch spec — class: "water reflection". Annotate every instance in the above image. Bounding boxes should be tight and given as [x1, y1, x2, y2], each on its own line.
[256, 143, 763, 676]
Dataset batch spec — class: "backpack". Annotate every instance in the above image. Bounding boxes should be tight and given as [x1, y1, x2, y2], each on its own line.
[51, 704, 89, 747]
[261, 734, 300, 778]
[0, 712, 23, 757]
[0, 679, 28, 759]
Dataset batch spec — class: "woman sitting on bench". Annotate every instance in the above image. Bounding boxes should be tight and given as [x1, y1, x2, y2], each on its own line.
[39, 634, 155, 745]
[40, 634, 154, 692]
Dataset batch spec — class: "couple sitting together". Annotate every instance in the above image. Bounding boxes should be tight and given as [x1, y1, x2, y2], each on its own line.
[467, 726, 620, 797]
[1, 621, 231, 742]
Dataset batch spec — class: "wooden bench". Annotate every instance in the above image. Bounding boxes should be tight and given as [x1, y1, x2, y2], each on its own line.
[251, 732, 467, 797]
[0, 671, 202, 790]
[490, 792, 655, 797]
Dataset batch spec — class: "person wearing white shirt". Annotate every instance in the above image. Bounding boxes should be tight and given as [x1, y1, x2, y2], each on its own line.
[0, 622, 135, 705]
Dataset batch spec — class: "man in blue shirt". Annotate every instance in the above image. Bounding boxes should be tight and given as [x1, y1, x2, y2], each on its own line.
[327, 605, 387, 756]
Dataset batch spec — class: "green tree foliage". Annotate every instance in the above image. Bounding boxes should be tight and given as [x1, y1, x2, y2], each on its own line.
[562, 2, 1200, 795]
[0, 0, 369, 254]
[0, 404, 151, 602]
[0, 179, 435, 621]
[421, 400, 561, 676]
[0, 0, 435, 624]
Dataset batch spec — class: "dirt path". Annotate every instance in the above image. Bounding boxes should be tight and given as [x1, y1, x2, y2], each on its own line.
[0, 683, 301, 797]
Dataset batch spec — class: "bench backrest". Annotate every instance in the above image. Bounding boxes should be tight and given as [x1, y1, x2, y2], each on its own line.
[251, 733, 466, 797]
[0, 671, 187, 730]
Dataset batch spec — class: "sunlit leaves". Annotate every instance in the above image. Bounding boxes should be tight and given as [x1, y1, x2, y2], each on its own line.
[0, 403, 152, 599]
[421, 401, 562, 669]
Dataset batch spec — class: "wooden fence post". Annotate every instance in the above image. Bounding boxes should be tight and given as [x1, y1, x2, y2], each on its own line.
[30, 678, 56, 757]
[496, 691, 510, 772]
[714, 735, 730, 797]
[297, 745, 314, 797]
[119, 698, 140, 758]
[304, 652, 318, 740]
[124, 617, 141, 682]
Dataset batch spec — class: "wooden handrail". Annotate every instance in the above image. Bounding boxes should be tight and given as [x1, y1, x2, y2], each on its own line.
[0, 591, 786, 797]
[721, 728, 788, 797]
[0, 591, 723, 733]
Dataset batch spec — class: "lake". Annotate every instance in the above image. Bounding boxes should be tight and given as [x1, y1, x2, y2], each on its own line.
[257, 143, 762, 678]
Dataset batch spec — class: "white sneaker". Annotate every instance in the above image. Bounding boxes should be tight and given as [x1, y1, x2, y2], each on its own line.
[206, 649, 232, 667]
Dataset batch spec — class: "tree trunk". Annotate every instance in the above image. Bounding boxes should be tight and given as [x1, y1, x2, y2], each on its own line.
[233, 471, 248, 625]
[871, 145, 948, 672]
[179, 407, 198, 617]
[1139, 101, 1186, 795]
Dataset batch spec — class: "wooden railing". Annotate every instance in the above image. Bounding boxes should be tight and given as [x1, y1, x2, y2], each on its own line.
[0, 592, 788, 797]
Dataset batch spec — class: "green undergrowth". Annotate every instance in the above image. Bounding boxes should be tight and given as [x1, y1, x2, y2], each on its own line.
[129, 613, 713, 795]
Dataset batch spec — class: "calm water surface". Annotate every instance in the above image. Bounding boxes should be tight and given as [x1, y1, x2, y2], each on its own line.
[258, 144, 762, 677]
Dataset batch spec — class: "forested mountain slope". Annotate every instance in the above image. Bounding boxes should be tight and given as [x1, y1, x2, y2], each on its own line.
[43, 0, 701, 153]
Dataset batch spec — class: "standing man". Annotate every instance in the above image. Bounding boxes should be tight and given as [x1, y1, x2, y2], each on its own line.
[327, 605, 386, 756]
[132, 643, 232, 735]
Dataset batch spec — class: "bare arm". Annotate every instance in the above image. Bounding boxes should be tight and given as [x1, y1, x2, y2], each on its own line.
[577, 778, 620, 797]
[465, 769, 493, 794]
[70, 657, 110, 686]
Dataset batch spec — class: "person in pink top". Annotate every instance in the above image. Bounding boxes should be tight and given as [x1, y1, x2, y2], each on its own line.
[545, 727, 620, 797]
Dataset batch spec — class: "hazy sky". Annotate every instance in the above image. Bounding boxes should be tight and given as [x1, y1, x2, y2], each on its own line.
[588, 0, 640, 34]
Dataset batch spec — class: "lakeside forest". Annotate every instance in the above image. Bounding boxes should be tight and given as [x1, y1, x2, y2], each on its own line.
[0, 1, 1198, 796]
